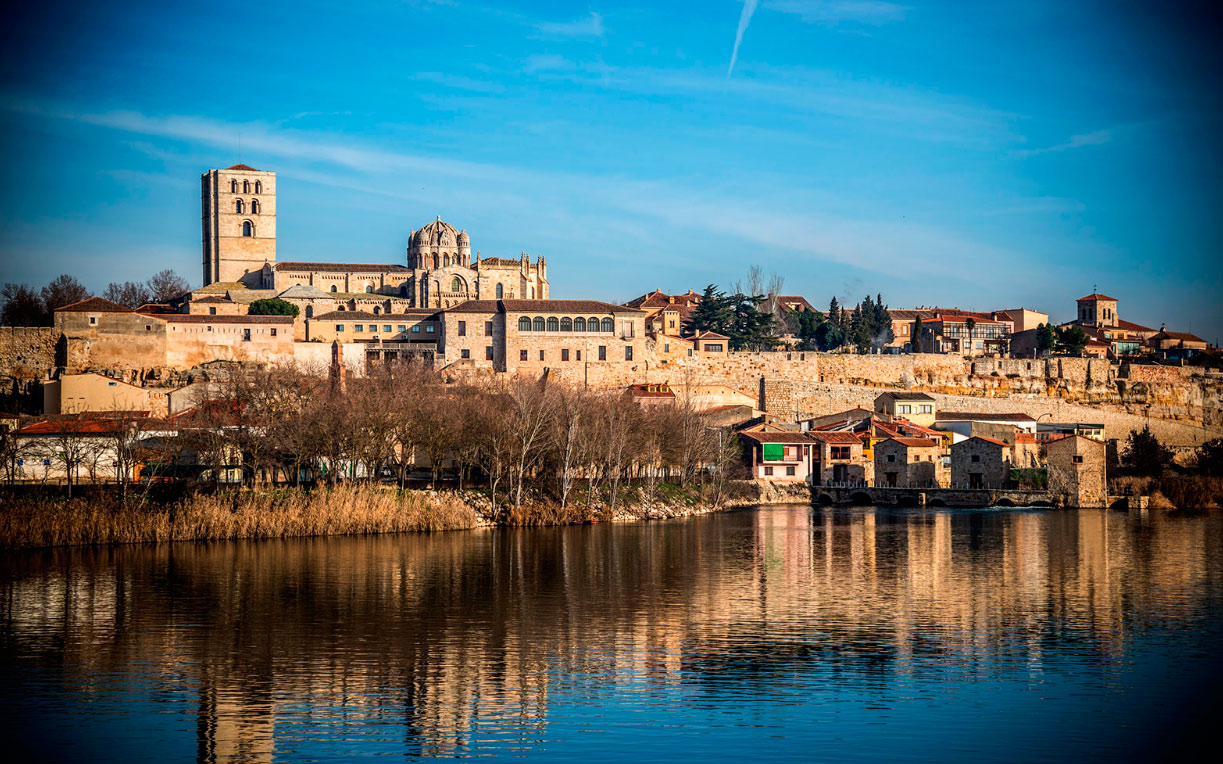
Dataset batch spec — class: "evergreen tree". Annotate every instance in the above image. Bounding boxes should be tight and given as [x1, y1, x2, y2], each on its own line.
[248, 298, 300, 317]
[910, 319, 924, 352]
[814, 321, 843, 352]
[795, 309, 826, 351]
[1036, 323, 1056, 356]
[684, 284, 733, 336]
[727, 291, 779, 351]
[1122, 425, 1173, 477]
[827, 297, 840, 332]
[1055, 325, 1089, 356]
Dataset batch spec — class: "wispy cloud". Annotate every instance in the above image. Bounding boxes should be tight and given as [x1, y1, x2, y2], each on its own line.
[728, 0, 760, 77]
[536, 12, 605, 40]
[4, 98, 1024, 277]
[523, 54, 576, 74]
[1013, 129, 1112, 158]
[766, 1, 907, 25]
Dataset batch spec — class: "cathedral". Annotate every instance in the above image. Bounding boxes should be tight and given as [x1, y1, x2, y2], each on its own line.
[199, 164, 549, 309]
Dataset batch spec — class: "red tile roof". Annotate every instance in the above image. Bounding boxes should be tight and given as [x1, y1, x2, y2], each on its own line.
[1077, 293, 1117, 302]
[275, 262, 410, 273]
[807, 431, 863, 444]
[883, 437, 939, 448]
[156, 314, 292, 324]
[964, 436, 1008, 447]
[738, 431, 814, 444]
[55, 296, 130, 313]
[1116, 318, 1155, 333]
[16, 419, 131, 435]
[226, 163, 259, 171]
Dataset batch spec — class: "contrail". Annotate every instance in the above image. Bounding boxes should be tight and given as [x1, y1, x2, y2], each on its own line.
[727, 0, 759, 77]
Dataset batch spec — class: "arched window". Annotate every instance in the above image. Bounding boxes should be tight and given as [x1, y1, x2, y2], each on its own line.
[588, 316, 600, 331]
[496, 283, 504, 299]
[451, 277, 462, 293]
[242, 221, 253, 237]
[330, 285, 338, 293]
[230, 179, 238, 193]
[373, 306, 380, 315]
[254, 180, 262, 194]
[601, 317, 614, 333]
[235, 199, 244, 214]
[546, 317, 559, 332]
[533, 317, 545, 332]
[365, 285, 374, 293]
[305, 306, 313, 318]
[574, 317, 587, 332]
[432, 254, 439, 269]
[251, 199, 260, 214]
[243, 180, 250, 193]
[518, 316, 531, 331]
[560, 317, 573, 332]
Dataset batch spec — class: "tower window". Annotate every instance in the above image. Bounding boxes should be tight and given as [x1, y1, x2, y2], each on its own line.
[235, 199, 244, 214]
[495, 283, 503, 299]
[251, 199, 260, 214]
[243, 221, 253, 237]
[254, 180, 262, 194]
[243, 180, 250, 193]
[330, 285, 338, 293]
[365, 285, 374, 293]
[230, 179, 238, 193]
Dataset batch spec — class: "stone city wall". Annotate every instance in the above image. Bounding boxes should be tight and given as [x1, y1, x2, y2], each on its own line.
[0, 327, 56, 380]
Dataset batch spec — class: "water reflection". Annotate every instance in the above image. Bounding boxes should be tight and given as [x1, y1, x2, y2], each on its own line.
[2, 507, 1221, 762]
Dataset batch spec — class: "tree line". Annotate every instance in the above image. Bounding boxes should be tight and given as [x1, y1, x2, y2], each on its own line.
[1, 270, 190, 326]
[3, 364, 743, 513]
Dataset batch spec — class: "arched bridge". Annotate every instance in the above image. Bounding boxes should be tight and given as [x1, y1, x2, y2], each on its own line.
[810, 485, 1060, 508]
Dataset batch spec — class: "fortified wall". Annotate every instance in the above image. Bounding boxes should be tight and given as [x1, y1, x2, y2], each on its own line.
[552, 349, 1223, 429]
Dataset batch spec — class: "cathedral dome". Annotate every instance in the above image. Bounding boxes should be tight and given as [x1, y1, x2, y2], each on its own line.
[457, 230, 469, 246]
[413, 216, 459, 247]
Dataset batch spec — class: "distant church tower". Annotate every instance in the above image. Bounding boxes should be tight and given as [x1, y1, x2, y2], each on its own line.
[201, 164, 276, 286]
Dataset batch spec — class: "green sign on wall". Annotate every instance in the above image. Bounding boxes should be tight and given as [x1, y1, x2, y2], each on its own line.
[762, 443, 784, 461]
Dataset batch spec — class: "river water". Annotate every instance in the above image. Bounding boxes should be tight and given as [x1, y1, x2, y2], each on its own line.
[2, 505, 1221, 763]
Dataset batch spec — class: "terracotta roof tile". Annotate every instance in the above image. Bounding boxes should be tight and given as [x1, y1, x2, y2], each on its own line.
[1078, 293, 1117, 302]
[275, 262, 410, 274]
[55, 297, 130, 313]
[226, 163, 259, 171]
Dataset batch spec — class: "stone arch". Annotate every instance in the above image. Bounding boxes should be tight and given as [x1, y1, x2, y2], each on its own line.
[993, 497, 1016, 507]
[815, 493, 834, 506]
[928, 497, 948, 507]
[518, 316, 531, 331]
[849, 491, 872, 506]
[1109, 497, 1129, 510]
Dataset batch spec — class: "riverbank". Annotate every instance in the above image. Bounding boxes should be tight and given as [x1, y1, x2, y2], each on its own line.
[0, 483, 757, 550]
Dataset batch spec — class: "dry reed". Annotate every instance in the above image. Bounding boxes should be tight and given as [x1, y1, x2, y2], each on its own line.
[0, 486, 484, 550]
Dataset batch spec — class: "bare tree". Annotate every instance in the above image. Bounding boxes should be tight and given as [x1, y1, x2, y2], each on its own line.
[41, 274, 90, 312]
[103, 281, 153, 309]
[147, 269, 190, 302]
[505, 378, 555, 508]
[549, 385, 588, 508]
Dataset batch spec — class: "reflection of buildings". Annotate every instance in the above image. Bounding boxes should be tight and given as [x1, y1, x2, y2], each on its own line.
[2, 510, 1219, 759]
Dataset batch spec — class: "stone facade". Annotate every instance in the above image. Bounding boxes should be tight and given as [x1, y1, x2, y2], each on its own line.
[950, 437, 1010, 489]
[201, 165, 276, 287]
[441, 300, 646, 375]
[406, 218, 548, 309]
[1047, 435, 1107, 507]
[873, 438, 943, 488]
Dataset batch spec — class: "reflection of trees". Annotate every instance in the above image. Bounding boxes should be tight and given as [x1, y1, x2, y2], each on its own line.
[1, 509, 1220, 760]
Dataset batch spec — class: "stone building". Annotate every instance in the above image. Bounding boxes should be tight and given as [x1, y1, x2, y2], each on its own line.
[439, 300, 645, 374]
[738, 430, 814, 482]
[201, 164, 276, 287]
[43, 373, 159, 416]
[950, 436, 1010, 489]
[874, 391, 936, 427]
[1047, 435, 1107, 507]
[194, 164, 549, 316]
[807, 431, 867, 485]
[873, 437, 943, 488]
[54, 297, 295, 371]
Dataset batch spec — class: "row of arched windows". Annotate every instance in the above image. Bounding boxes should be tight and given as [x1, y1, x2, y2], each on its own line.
[234, 199, 261, 214]
[230, 179, 262, 194]
[518, 316, 614, 333]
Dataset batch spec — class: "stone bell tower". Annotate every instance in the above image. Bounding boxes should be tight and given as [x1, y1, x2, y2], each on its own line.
[201, 164, 277, 287]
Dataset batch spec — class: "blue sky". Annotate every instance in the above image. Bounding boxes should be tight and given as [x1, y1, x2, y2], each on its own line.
[1, 1, 1219, 337]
